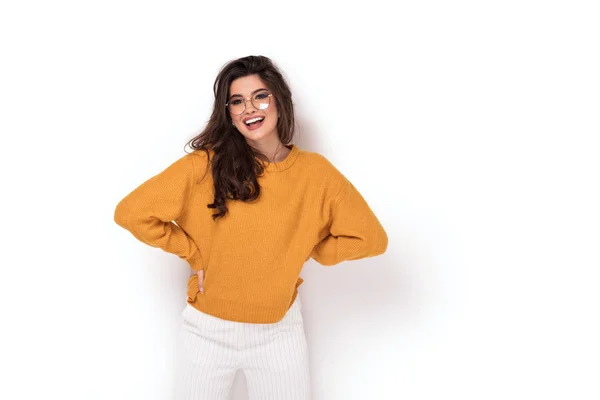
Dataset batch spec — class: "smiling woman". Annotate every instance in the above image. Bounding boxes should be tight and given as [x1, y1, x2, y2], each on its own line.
[186, 56, 297, 221]
[113, 55, 388, 400]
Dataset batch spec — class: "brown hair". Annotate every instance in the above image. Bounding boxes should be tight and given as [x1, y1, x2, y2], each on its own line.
[185, 55, 296, 221]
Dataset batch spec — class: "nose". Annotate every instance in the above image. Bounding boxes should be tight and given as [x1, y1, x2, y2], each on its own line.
[243, 98, 259, 114]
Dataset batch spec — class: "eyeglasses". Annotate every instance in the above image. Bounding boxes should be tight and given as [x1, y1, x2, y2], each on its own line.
[225, 90, 273, 115]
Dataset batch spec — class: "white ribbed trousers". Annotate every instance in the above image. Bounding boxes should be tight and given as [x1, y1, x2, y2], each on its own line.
[174, 296, 311, 399]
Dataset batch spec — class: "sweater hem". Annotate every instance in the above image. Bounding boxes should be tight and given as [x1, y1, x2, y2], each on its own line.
[186, 279, 303, 324]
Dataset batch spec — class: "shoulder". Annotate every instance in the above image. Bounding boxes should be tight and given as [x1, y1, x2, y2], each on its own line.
[188, 147, 213, 162]
[297, 149, 350, 200]
[187, 148, 213, 183]
[168, 149, 210, 169]
[162, 148, 212, 184]
[299, 149, 340, 172]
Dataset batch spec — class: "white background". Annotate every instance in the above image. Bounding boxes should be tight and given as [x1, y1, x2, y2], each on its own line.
[1, 1, 599, 399]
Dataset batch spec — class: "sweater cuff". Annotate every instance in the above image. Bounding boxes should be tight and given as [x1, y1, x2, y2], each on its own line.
[186, 249, 204, 271]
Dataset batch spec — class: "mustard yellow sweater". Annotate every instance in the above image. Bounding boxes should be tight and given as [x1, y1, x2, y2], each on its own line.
[114, 144, 388, 323]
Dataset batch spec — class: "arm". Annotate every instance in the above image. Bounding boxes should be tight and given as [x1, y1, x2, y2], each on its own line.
[310, 178, 388, 266]
[113, 153, 205, 271]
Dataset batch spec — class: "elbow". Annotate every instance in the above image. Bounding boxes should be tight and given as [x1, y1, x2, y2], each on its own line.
[113, 198, 130, 229]
[372, 227, 388, 256]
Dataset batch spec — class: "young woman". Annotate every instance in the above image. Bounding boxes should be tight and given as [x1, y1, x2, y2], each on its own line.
[114, 55, 388, 399]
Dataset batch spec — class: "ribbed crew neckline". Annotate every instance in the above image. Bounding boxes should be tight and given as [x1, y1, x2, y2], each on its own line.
[259, 143, 300, 172]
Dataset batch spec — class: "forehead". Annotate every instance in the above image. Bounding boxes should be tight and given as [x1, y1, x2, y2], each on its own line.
[229, 74, 268, 97]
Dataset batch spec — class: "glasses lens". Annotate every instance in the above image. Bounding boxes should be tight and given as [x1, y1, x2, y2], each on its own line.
[252, 91, 270, 111]
[228, 97, 245, 115]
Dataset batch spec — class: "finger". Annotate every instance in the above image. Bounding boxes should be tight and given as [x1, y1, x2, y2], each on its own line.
[197, 270, 205, 295]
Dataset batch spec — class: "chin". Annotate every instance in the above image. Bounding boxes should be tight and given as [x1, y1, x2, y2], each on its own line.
[244, 125, 277, 139]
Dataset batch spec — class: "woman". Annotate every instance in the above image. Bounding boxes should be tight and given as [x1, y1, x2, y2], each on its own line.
[114, 55, 388, 399]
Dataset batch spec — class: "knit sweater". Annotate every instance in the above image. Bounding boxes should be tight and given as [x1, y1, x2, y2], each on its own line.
[114, 144, 388, 323]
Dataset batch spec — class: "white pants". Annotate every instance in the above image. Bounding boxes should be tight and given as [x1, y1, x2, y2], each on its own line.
[174, 296, 311, 399]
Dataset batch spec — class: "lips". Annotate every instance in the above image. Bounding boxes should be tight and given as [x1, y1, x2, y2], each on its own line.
[243, 115, 265, 124]
[243, 115, 265, 131]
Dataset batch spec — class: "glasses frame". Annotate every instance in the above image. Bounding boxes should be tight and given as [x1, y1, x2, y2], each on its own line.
[225, 91, 273, 115]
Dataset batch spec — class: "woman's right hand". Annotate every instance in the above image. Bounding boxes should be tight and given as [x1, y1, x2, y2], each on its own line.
[196, 269, 205, 294]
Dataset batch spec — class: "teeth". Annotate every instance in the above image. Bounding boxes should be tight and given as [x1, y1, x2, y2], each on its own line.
[245, 117, 264, 125]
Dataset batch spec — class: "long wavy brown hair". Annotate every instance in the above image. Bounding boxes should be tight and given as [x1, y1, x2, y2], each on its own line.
[184, 55, 296, 221]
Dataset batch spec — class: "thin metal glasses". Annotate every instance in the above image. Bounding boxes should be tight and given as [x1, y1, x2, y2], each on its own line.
[225, 90, 273, 115]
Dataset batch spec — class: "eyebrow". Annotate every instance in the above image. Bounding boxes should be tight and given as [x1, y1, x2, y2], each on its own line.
[229, 88, 269, 99]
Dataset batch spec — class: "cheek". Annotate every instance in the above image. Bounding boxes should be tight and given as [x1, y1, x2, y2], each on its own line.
[269, 110, 277, 123]
[267, 104, 278, 121]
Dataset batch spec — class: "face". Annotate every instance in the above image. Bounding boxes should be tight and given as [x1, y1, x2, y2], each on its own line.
[228, 74, 279, 144]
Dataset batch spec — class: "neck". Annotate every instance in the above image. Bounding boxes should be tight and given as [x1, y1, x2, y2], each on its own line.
[271, 143, 292, 163]
[249, 140, 291, 163]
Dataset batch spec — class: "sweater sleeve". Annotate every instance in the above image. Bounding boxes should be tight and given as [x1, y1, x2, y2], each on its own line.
[113, 153, 205, 271]
[309, 178, 388, 266]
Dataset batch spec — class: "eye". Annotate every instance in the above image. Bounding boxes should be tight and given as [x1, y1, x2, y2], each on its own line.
[254, 92, 269, 100]
[230, 98, 242, 105]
